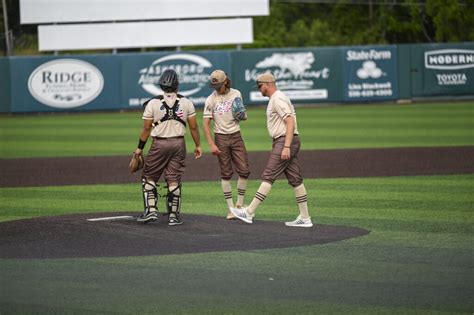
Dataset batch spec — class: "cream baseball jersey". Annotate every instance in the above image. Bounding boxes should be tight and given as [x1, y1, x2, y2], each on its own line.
[203, 88, 243, 134]
[143, 93, 196, 138]
[266, 90, 299, 139]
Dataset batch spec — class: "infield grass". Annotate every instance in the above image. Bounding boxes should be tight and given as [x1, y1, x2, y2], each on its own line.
[1, 101, 473, 313]
[1, 175, 473, 314]
[0, 102, 473, 158]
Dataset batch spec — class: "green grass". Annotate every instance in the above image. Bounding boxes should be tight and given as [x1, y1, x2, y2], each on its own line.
[1, 175, 473, 313]
[1, 102, 473, 158]
[1, 101, 473, 313]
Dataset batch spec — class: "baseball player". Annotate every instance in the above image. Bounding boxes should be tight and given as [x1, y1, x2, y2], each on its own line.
[230, 73, 313, 227]
[203, 70, 250, 219]
[134, 69, 202, 225]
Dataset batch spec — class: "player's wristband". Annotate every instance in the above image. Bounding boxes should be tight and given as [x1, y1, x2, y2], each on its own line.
[138, 139, 147, 149]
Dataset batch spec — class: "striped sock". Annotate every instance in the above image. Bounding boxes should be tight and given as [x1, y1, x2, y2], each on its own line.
[294, 184, 310, 219]
[221, 179, 234, 209]
[168, 185, 181, 214]
[236, 177, 248, 207]
[248, 181, 272, 215]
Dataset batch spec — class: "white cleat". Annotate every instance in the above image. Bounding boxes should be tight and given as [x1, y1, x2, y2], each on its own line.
[230, 206, 254, 224]
[226, 211, 236, 220]
[285, 215, 313, 228]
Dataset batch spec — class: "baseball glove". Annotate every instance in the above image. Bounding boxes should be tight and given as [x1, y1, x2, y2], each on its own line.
[232, 97, 247, 121]
[129, 152, 144, 173]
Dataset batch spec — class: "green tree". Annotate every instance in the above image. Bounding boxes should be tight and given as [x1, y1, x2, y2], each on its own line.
[308, 19, 341, 46]
[2, 0, 474, 55]
[426, 0, 474, 42]
[249, 0, 474, 48]
[285, 19, 309, 47]
[250, 3, 288, 48]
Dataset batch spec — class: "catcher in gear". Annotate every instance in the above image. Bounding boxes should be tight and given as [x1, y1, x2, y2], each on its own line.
[134, 69, 202, 225]
[203, 70, 250, 220]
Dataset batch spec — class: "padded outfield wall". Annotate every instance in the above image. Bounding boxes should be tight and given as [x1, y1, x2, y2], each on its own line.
[0, 42, 472, 113]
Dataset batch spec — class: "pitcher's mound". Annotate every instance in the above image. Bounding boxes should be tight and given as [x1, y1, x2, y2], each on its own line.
[0, 213, 369, 259]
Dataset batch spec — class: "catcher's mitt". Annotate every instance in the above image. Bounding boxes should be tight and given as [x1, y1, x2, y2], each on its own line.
[129, 152, 144, 174]
[232, 97, 247, 121]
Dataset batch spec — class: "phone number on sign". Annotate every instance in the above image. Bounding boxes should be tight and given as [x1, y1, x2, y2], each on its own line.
[348, 89, 393, 98]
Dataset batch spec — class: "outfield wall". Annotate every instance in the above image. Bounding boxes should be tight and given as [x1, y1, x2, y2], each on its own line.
[0, 42, 472, 113]
[0, 58, 11, 112]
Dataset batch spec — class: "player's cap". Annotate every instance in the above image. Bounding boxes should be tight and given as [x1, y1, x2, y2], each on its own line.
[255, 73, 276, 87]
[209, 70, 227, 89]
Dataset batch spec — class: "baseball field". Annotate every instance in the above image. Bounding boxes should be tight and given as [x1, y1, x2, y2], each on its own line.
[0, 102, 473, 314]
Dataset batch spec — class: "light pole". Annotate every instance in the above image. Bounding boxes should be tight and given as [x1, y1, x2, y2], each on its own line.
[2, 0, 11, 55]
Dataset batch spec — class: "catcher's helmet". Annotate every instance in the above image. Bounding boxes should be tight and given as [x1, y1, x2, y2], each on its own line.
[159, 69, 179, 92]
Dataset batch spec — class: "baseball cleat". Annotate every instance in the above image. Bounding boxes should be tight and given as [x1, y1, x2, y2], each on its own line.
[285, 215, 313, 228]
[226, 211, 236, 220]
[137, 210, 158, 223]
[168, 213, 183, 226]
[230, 206, 254, 224]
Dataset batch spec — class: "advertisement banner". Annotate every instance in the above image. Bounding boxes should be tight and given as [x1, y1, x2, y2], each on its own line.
[9, 55, 120, 113]
[0, 58, 11, 112]
[232, 47, 343, 105]
[3, 42, 472, 113]
[343, 46, 398, 102]
[421, 45, 474, 96]
[120, 51, 232, 108]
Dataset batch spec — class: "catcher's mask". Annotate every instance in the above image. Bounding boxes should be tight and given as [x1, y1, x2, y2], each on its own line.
[159, 69, 179, 93]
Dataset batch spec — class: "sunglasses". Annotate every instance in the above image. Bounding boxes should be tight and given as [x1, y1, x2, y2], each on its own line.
[257, 83, 265, 89]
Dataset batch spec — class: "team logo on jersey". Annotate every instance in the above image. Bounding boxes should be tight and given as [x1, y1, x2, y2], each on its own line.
[215, 100, 233, 115]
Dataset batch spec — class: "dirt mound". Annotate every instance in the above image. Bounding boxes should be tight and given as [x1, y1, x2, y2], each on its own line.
[0, 213, 369, 259]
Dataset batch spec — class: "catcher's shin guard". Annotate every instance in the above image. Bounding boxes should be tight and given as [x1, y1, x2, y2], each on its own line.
[167, 184, 182, 215]
[142, 178, 158, 213]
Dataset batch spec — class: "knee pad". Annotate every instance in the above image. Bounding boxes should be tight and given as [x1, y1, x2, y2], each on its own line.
[142, 178, 158, 211]
[167, 184, 181, 214]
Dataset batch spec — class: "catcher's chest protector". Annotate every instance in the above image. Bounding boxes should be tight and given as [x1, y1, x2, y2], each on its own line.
[143, 95, 186, 127]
